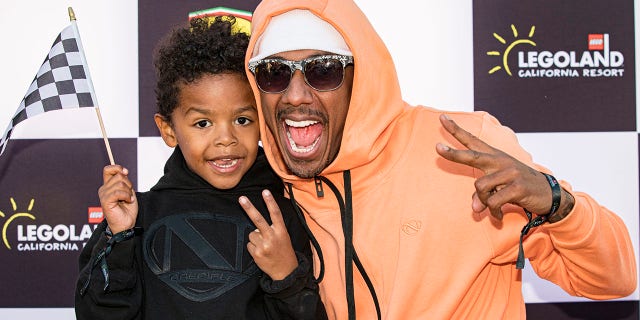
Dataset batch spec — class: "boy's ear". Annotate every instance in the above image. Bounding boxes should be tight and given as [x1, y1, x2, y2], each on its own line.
[154, 113, 178, 148]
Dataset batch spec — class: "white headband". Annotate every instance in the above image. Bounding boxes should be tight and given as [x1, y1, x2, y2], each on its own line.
[249, 9, 352, 62]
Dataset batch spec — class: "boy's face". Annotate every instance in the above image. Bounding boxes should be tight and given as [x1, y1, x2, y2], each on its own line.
[256, 49, 353, 178]
[155, 73, 259, 189]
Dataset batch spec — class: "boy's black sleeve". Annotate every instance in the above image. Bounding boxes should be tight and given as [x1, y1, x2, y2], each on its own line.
[74, 220, 143, 320]
[261, 197, 327, 320]
[261, 252, 328, 320]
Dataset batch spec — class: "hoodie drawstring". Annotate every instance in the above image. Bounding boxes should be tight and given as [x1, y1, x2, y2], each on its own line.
[287, 182, 325, 283]
[316, 171, 381, 320]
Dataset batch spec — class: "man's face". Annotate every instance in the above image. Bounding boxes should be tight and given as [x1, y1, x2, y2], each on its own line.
[256, 49, 353, 178]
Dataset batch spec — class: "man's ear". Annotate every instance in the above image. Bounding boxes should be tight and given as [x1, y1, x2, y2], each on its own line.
[154, 113, 177, 147]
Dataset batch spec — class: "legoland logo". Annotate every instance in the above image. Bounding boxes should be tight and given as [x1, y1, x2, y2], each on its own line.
[88, 207, 104, 224]
[0, 197, 98, 252]
[0, 198, 36, 250]
[588, 34, 604, 50]
[487, 24, 538, 76]
[487, 25, 625, 78]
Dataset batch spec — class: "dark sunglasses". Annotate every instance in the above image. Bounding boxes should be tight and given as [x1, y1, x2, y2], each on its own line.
[248, 54, 354, 93]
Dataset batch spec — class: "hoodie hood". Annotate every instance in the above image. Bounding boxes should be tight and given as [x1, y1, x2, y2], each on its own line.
[246, 0, 407, 183]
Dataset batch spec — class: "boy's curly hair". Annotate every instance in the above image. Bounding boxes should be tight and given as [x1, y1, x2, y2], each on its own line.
[153, 17, 250, 121]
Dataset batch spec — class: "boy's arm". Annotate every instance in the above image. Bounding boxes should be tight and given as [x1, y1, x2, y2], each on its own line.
[75, 165, 142, 320]
[240, 190, 328, 319]
[75, 220, 143, 320]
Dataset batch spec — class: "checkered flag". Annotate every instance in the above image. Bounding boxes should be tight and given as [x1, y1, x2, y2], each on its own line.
[0, 21, 98, 156]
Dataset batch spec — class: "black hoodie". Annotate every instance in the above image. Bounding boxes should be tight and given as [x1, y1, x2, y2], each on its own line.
[75, 147, 326, 320]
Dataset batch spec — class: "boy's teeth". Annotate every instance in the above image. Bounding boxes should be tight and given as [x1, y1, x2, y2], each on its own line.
[214, 159, 238, 168]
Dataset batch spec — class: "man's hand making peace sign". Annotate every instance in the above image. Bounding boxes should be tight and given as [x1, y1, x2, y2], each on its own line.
[436, 114, 574, 222]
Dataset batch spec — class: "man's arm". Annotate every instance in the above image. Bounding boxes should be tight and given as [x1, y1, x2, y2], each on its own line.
[437, 112, 637, 298]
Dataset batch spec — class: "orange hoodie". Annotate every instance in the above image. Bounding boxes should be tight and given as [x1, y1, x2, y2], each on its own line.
[246, 0, 638, 319]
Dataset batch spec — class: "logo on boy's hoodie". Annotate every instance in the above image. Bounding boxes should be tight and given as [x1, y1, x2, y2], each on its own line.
[143, 212, 259, 302]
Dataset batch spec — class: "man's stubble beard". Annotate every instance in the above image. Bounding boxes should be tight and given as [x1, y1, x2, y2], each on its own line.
[285, 157, 330, 179]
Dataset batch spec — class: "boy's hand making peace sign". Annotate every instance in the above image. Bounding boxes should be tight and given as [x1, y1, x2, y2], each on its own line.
[239, 190, 299, 280]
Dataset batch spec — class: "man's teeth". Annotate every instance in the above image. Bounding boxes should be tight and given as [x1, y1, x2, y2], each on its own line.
[286, 131, 320, 153]
[285, 119, 318, 127]
[213, 159, 238, 168]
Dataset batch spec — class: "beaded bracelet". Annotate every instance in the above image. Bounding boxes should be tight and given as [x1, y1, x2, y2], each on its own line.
[515, 172, 561, 269]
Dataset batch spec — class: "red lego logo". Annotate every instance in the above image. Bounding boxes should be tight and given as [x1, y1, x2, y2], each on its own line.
[88, 207, 104, 224]
[588, 34, 604, 50]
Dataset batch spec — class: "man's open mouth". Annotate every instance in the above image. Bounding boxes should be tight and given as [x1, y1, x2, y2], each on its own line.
[284, 119, 322, 154]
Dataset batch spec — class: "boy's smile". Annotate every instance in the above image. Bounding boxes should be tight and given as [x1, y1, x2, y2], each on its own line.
[155, 73, 259, 189]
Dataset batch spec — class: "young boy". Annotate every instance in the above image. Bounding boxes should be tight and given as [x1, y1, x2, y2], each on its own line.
[74, 15, 326, 320]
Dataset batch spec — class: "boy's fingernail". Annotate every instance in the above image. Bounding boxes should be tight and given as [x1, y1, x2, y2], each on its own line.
[263, 190, 272, 197]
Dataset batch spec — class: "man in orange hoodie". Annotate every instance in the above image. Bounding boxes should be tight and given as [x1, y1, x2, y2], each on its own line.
[241, 0, 638, 319]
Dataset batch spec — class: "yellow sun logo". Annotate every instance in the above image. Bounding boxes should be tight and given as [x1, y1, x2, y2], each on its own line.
[0, 198, 36, 249]
[487, 24, 537, 76]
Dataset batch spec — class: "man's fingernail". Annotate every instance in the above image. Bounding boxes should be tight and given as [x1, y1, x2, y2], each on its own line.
[437, 143, 450, 151]
[263, 190, 272, 197]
